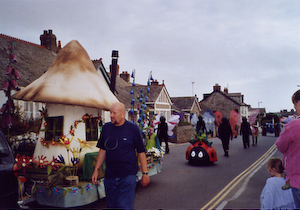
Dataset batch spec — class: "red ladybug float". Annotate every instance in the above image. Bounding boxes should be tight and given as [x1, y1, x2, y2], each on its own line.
[186, 132, 217, 165]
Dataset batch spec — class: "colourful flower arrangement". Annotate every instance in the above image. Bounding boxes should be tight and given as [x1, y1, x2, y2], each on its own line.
[39, 111, 101, 147]
[15, 154, 33, 174]
[146, 147, 164, 158]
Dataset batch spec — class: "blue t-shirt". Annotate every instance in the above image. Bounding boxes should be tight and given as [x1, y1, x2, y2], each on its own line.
[96, 120, 146, 178]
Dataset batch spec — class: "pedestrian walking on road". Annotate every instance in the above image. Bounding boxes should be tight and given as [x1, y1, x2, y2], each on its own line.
[218, 117, 233, 157]
[157, 116, 169, 154]
[276, 89, 300, 208]
[251, 125, 259, 146]
[196, 115, 207, 135]
[240, 117, 251, 148]
[260, 157, 295, 209]
[92, 102, 150, 209]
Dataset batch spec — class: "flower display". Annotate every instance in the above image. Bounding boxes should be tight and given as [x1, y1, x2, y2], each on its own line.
[15, 154, 32, 174]
[74, 120, 79, 128]
[147, 147, 164, 158]
[71, 187, 78, 195]
[55, 154, 65, 164]
[49, 156, 59, 170]
[52, 187, 61, 196]
[69, 127, 75, 136]
[40, 138, 48, 147]
[86, 183, 93, 191]
[76, 138, 92, 150]
[34, 155, 48, 168]
[38, 188, 44, 194]
[71, 157, 79, 166]
[59, 135, 73, 150]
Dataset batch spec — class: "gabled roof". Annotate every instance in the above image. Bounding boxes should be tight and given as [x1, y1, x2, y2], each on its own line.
[115, 78, 170, 109]
[201, 90, 247, 106]
[0, 34, 56, 87]
[171, 96, 198, 112]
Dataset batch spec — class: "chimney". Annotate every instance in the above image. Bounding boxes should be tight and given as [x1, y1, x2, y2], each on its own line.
[57, 41, 62, 52]
[224, 87, 228, 94]
[110, 50, 119, 94]
[151, 79, 159, 86]
[120, 71, 130, 83]
[40, 29, 58, 53]
[213, 83, 221, 92]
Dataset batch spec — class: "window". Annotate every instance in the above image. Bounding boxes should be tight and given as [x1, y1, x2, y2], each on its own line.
[45, 116, 64, 141]
[85, 117, 98, 141]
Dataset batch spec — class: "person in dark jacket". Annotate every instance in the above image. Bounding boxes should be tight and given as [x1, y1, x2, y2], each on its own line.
[196, 115, 207, 135]
[218, 117, 233, 157]
[240, 117, 252, 149]
[157, 116, 169, 154]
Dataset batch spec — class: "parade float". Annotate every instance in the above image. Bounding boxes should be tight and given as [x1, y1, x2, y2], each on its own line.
[186, 130, 217, 165]
[11, 40, 163, 208]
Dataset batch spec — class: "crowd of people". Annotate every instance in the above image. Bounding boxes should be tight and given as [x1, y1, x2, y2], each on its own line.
[89, 89, 300, 209]
[214, 89, 300, 208]
[260, 89, 300, 209]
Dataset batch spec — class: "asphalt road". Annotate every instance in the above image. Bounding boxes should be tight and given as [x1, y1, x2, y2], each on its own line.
[81, 133, 279, 209]
[29, 133, 280, 209]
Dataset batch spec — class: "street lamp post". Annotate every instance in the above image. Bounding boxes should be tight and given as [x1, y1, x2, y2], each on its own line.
[258, 101, 262, 108]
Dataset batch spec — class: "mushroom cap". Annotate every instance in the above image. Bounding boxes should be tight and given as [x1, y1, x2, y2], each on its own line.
[12, 40, 118, 110]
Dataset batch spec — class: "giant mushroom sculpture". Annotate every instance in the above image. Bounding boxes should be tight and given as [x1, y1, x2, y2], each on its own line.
[12, 40, 118, 166]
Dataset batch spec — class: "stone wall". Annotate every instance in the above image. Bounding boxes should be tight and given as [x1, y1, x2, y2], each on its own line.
[169, 125, 216, 143]
[169, 125, 195, 143]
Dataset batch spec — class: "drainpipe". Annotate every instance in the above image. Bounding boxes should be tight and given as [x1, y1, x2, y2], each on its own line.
[110, 50, 118, 95]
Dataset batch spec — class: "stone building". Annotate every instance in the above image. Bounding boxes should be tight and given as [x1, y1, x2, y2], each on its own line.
[200, 83, 250, 120]
[171, 95, 201, 123]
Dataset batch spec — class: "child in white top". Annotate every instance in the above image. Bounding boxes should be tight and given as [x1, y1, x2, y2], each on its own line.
[260, 157, 295, 209]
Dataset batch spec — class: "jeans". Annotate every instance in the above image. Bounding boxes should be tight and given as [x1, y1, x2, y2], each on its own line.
[104, 175, 137, 209]
[292, 187, 300, 208]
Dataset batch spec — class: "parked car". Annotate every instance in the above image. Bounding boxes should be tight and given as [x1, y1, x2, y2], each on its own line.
[0, 129, 19, 209]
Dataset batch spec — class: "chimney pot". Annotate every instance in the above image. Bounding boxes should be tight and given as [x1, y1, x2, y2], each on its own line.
[120, 71, 130, 83]
[224, 87, 228, 94]
[112, 50, 119, 58]
[213, 83, 221, 92]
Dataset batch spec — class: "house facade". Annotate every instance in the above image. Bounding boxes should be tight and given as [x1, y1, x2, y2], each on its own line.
[115, 71, 173, 122]
[171, 96, 201, 123]
[92, 62, 173, 123]
[200, 83, 250, 120]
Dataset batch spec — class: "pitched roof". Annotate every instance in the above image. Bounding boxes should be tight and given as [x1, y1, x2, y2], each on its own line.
[115, 78, 165, 109]
[12, 40, 118, 110]
[201, 90, 247, 106]
[0, 34, 56, 87]
[171, 96, 197, 111]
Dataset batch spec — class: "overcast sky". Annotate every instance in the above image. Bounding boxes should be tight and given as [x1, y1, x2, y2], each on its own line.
[1, 0, 300, 113]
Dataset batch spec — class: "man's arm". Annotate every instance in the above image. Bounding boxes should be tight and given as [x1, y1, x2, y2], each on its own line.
[138, 152, 150, 187]
[91, 149, 106, 184]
